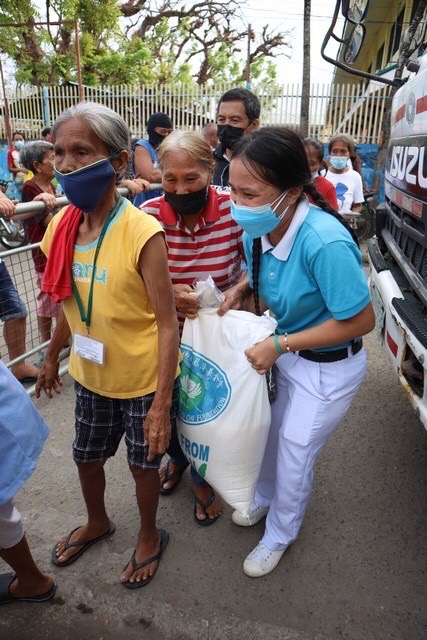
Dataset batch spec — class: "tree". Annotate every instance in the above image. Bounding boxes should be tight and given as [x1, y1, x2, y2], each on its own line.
[0, 0, 292, 86]
[299, 0, 311, 137]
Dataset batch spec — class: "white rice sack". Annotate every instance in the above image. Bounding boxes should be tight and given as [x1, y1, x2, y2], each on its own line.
[177, 308, 276, 514]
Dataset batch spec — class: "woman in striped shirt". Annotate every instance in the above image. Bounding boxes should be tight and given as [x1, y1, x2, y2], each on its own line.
[140, 131, 245, 526]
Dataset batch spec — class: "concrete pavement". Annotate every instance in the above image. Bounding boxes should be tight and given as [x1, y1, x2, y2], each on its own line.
[1, 329, 426, 640]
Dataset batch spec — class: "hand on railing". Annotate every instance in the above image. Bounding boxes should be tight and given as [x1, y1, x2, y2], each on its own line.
[0, 193, 16, 220]
[33, 192, 57, 211]
[119, 178, 151, 195]
[1, 183, 163, 221]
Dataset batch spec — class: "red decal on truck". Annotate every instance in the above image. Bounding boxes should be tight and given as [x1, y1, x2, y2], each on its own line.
[416, 95, 427, 115]
[386, 331, 398, 357]
[395, 104, 406, 123]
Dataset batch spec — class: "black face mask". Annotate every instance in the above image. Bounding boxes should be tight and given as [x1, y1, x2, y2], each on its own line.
[217, 124, 246, 151]
[148, 131, 167, 149]
[164, 185, 209, 216]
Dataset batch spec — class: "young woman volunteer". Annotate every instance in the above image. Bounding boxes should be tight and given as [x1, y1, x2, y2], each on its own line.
[226, 127, 375, 578]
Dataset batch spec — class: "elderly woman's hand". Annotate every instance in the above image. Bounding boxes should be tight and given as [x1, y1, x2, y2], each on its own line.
[173, 283, 199, 319]
[120, 178, 150, 195]
[33, 192, 57, 210]
[144, 406, 171, 461]
[0, 194, 16, 220]
[35, 358, 63, 399]
[244, 336, 279, 375]
[218, 276, 252, 316]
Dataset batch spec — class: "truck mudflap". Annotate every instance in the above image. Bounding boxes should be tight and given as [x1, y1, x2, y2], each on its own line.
[368, 238, 427, 429]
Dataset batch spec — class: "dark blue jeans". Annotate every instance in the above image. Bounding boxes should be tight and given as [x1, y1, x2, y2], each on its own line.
[167, 419, 207, 487]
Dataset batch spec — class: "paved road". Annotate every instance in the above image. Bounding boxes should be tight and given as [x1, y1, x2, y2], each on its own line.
[1, 329, 426, 640]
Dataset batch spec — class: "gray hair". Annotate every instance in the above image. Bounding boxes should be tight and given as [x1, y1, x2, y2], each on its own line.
[158, 130, 214, 173]
[20, 141, 53, 172]
[51, 101, 130, 157]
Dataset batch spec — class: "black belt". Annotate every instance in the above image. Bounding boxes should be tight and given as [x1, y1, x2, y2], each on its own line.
[299, 340, 363, 363]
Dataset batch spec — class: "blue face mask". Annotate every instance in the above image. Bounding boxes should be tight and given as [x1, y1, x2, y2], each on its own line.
[329, 156, 348, 170]
[230, 191, 290, 239]
[14, 140, 24, 150]
[54, 158, 116, 213]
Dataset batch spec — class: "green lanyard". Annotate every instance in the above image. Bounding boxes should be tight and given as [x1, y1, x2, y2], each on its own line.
[73, 196, 123, 334]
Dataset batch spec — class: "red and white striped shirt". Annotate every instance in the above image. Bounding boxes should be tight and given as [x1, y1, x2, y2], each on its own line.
[141, 187, 244, 294]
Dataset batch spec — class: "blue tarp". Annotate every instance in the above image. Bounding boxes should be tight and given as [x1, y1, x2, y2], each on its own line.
[0, 146, 12, 182]
[0, 146, 16, 198]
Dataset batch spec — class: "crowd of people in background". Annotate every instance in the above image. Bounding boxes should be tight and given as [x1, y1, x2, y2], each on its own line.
[0, 89, 373, 602]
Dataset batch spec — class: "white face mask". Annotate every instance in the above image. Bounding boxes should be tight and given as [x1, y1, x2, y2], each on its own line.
[311, 170, 319, 180]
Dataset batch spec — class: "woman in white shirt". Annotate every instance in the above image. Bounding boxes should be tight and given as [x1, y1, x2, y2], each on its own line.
[325, 134, 364, 215]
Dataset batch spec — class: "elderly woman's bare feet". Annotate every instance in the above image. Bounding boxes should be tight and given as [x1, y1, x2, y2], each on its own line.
[192, 483, 223, 525]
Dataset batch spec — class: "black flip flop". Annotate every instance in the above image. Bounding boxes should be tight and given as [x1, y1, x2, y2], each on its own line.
[122, 528, 169, 589]
[193, 493, 221, 527]
[51, 519, 116, 567]
[0, 572, 57, 605]
[159, 460, 189, 496]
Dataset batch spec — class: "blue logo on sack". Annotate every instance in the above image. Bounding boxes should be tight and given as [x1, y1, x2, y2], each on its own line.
[178, 344, 231, 425]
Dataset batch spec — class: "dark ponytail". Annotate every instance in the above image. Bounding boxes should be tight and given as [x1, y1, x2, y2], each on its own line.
[252, 238, 262, 316]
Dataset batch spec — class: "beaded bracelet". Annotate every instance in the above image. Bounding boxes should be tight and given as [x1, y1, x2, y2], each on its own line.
[283, 332, 292, 353]
[273, 333, 285, 355]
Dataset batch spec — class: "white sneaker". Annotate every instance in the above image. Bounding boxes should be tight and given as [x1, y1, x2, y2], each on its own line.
[231, 501, 269, 527]
[243, 542, 285, 578]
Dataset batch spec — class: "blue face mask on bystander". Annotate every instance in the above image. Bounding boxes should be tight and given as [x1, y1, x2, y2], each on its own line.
[329, 156, 348, 171]
[54, 158, 116, 213]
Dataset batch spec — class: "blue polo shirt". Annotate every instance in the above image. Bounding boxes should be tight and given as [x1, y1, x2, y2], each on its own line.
[243, 199, 370, 350]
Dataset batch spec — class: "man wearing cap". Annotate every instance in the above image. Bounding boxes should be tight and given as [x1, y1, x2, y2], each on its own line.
[133, 113, 173, 207]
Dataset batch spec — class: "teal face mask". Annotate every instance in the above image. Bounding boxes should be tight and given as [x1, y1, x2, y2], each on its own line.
[230, 191, 290, 239]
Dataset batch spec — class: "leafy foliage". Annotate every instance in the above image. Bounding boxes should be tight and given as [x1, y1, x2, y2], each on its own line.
[0, 0, 291, 86]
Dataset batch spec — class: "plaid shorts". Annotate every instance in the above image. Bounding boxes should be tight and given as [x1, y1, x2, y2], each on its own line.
[73, 380, 179, 470]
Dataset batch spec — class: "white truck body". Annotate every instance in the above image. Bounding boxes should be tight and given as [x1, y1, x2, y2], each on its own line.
[368, 52, 427, 428]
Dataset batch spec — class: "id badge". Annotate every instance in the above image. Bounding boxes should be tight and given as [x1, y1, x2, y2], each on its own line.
[74, 333, 105, 366]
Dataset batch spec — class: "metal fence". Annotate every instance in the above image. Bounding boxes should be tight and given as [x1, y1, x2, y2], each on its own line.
[0, 241, 62, 396]
[0, 81, 392, 144]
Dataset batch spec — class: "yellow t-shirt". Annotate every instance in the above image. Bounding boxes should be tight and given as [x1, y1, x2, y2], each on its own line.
[42, 198, 180, 399]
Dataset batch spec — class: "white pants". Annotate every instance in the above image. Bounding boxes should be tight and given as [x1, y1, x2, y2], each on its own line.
[0, 498, 24, 550]
[255, 349, 367, 551]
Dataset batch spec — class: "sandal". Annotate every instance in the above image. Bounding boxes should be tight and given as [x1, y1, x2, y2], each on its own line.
[121, 529, 169, 589]
[193, 493, 221, 527]
[159, 460, 189, 496]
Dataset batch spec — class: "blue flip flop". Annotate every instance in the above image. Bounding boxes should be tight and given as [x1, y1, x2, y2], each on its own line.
[0, 572, 57, 604]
